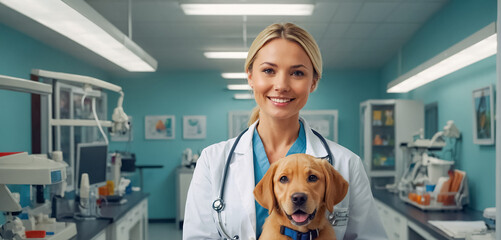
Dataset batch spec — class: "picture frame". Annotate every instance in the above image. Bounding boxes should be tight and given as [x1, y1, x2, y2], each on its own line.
[145, 115, 175, 140]
[300, 110, 338, 142]
[228, 111, 252, 138]
[183, 115, 207, 139]
[472, 85, 495, 145]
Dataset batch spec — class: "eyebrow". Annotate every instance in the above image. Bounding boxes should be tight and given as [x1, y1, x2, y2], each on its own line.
[260, 62, 309, 69]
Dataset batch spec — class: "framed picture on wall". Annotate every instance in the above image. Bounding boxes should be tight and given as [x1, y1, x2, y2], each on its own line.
[228, 111, 252, 138]
[183, 115, 207, 139]
[145, 115, 175, 140]
[300, 110, 338, 142]
[472, 85, 495, 145]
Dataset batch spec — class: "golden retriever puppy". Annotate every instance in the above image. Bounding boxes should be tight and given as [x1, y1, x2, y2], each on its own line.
[254, 154, 348, 240]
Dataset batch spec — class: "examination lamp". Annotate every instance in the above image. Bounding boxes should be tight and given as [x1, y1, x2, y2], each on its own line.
[181, 4, 314, 16]
[387, 22, 497, 93]
[32, 69, 130, 136]
[0, 0, 158, 72]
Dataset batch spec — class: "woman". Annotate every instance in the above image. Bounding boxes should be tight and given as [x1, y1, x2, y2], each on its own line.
[183, 23, 387, 240]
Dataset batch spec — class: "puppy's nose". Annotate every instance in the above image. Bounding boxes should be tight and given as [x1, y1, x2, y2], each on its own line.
[291, 192, 307, 206]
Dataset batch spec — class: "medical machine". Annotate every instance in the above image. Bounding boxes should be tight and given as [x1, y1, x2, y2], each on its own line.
[0, 152, 77, 240]
[397, 121, 469, 210]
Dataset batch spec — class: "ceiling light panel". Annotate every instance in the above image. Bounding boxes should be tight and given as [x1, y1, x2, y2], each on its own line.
[387, 23, 497, 93]
[227, 84, 252, 90]
[204, 52, 248, 59]
[181, 4, 314, 16]
[0, 0, 157, 72]
[222, 73, 248, 79]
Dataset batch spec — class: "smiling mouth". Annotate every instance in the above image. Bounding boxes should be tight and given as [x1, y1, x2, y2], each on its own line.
[286, 209, 317, 226]
[269, 97, 295, 103]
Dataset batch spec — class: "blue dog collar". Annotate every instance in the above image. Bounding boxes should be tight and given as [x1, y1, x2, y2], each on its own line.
[280, 226, 319, 240]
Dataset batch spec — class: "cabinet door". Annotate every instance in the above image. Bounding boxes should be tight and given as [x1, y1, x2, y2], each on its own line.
[371, 104, 396, 172]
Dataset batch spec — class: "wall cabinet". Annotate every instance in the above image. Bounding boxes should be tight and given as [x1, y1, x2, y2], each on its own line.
[360, 99, 424, 188]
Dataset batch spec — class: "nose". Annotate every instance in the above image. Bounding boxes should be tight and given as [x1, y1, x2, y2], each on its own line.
[274, 72, 290, 92]
[291, 192, 307, 206]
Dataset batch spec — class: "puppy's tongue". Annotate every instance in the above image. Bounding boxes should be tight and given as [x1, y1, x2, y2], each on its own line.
[292, 212, 309, 223]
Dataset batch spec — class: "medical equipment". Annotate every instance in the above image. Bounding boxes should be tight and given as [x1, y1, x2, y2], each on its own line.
[0, 152, 76, 240]
[31, 69, 131, 142]
[397, 121, 468, 210]
[212, 129, 334, 240]
[182, 148, 198, 168]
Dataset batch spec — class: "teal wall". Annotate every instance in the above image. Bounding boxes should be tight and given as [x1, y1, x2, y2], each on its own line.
[107, 70, 380, 219]
[381, 0, 497, 211]
[0, 23, 110, 152]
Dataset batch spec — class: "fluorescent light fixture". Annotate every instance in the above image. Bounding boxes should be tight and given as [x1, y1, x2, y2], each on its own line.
[181, 4, 314, 16]
[204, 52, 248, 59]
[222, 73, 248, 79]
[388, 23, 497, 93]
[234, 93, 254, 100]
[0, 0, 157, 72]
[227, 84, 252, 90]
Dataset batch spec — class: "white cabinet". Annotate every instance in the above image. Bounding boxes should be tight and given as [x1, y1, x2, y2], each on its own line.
[107, 198, 148, 240]
[91, 230, 106, 240]
[376, 200, 439, 240]
[176, 166, 194, 229]
[376, 200, 408, 240]
[360, 100, 424, 187]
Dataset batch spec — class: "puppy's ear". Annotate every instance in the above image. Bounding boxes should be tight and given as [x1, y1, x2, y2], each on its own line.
[254, 163, 279, 213]
[322, 160, 349, 212]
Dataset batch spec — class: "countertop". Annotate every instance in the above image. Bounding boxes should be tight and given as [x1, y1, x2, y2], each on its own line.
[373, 189, 484, 240]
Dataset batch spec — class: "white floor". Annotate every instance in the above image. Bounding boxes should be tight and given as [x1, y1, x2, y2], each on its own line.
[148, 222, 183, 240]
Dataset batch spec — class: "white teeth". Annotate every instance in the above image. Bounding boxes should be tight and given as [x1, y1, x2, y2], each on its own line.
[270, 98, 291, 103]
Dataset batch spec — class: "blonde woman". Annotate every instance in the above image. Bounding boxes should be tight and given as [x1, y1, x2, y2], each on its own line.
[183, 23, 387, 240]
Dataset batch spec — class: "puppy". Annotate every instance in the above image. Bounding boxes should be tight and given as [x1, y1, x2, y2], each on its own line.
[254, 154, 348, 240]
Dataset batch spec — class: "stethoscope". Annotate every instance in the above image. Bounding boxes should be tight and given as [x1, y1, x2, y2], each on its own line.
[212, 128, 334, 240]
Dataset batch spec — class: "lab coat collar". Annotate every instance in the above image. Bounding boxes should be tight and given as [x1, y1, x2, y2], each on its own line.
[303, 117, 329, 159]
[234, 120, 257, 154]
[234, 118, 329, 158]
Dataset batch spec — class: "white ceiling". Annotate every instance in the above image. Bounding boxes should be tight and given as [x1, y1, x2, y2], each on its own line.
[0, 0, 449, 74]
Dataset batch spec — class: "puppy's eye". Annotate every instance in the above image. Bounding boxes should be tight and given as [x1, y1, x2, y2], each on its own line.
[308, 175, 318, 182]
[279, 176, 289, 183]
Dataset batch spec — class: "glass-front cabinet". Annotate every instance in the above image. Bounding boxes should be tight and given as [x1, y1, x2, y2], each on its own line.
[360, 100, 424, 188]
[52, 82, 107, 191]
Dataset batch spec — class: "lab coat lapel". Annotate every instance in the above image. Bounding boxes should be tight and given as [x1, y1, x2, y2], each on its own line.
[232, 121, 258, 234]
[302, 118, 329, 159]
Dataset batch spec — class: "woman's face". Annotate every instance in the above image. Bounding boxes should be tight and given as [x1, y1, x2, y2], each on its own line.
[248, 38, 317, 122]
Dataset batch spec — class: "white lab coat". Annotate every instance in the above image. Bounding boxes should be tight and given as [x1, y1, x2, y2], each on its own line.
[183, 119, 388, 240]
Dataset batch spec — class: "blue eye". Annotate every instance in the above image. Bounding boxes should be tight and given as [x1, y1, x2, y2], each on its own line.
[263, 68, 274, 74]
[292, 71, 304, 77]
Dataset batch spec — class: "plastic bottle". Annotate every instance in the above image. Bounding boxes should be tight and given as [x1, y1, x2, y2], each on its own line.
[79, 173, 90, 216]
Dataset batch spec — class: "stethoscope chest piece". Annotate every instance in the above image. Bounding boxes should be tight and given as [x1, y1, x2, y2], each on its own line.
[212, 198, 224, 212]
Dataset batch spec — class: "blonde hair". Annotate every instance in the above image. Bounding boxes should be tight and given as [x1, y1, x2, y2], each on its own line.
[245, 23, 323, 126]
